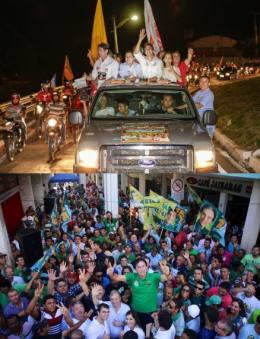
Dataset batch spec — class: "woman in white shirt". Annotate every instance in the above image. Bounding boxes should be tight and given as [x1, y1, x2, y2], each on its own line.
[122, 310, 145, 339]
[162, 52, 182, 83]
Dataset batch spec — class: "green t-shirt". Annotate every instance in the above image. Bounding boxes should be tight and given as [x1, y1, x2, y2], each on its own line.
[104, 218, 117, 233]
[241, 254, 260, 275]
[125, 272, 161, 313]
[0, 291, 9, 308]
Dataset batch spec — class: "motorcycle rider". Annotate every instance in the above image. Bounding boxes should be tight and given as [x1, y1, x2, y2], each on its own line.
[45, 91, 67, 144]
[35, 82, 53, 138]
[36, 81, 53, 103]
[4, 93, 27, 139]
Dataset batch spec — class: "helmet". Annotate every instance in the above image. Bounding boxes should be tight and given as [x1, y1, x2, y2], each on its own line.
[41, 81, 50, 90]
[52, 91, 60, 101]
[11, 93, 20, 104]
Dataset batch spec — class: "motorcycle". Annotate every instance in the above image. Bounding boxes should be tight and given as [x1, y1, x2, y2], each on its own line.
[3, 118, 26, 162]
[35, 102, 46, 139]
[46, 113, 66, 162]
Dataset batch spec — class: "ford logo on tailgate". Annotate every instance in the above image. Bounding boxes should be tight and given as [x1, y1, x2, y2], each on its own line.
[138, 159, 156, 167]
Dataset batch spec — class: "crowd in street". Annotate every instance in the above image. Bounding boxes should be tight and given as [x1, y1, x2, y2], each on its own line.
[0, 180, 259, 339]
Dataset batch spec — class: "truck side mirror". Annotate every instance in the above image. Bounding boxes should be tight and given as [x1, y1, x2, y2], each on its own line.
[203, 110, 217, 126]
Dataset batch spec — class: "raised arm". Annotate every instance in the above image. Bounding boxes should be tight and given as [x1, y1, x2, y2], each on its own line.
[47, 269, 57, 295]
[87, 49, 95, 67]
[184, 48, 194, 66]
[141, 225, 152, 243]
[159, 260, 172, 282]
[24, 271, 40, 295]
[134, 29, 147, 54]
[106, 263, 126, 282]
[26, 284, 44, 319]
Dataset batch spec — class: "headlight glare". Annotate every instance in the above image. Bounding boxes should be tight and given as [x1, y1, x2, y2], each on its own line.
[36, 105, 43, 114]
[47, 118, 57, 127]
[79, 150, 98, 168]
[195, 150, 214, 168]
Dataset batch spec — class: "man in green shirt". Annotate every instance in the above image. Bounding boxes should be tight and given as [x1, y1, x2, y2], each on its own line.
[241, 245, 260, 275]
[107, 258, 171, 337]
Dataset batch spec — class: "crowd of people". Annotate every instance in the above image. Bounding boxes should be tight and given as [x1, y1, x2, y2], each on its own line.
[0, 180, 259, 339]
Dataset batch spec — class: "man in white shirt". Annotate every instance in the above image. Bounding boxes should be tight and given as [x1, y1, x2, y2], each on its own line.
[134, 29, 163, 81]
[5, 267, 25, 286]
[105, 290, 130, 338]
[153, 310, 176, 339]
[237, 282, 260, 319]
[92, 43, 119, 87]
[86, 303, 110, 339]
[95, 94, 115, 117]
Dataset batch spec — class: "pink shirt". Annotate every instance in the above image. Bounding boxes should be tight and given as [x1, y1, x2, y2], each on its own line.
[207, 287, 232, 309]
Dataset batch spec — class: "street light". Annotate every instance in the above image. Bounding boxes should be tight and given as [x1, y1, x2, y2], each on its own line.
[112, 14, 139, 53]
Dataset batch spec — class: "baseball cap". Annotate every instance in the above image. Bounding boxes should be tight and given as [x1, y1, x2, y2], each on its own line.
[0, 252, 7, 257]
[67, 271, 77, 279]
[206, 295, 222, 306]
[188, 304, 200, 318]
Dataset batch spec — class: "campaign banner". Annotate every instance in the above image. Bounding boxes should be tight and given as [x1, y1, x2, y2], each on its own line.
[121, 125, 169, 143]
[194, 200, 227, 245]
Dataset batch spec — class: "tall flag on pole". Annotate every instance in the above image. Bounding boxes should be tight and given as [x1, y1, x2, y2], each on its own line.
[144, 0, 163, 54]
[91, 0, 108, 61]
[63, 55, 74, 81]
[50, 73, 56, 89]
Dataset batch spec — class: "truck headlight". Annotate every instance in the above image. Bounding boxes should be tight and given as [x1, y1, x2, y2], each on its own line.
[47, 118, 57, 127]
[195, 150, 214, 168]
[79, 150, 98, 168]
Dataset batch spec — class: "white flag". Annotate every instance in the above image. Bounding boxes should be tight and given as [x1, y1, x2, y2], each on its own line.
[144, 0, 163, 54]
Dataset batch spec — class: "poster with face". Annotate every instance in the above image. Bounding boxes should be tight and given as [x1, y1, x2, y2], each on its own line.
[194, 201, 227, 245]
[158, 204, 188, 233]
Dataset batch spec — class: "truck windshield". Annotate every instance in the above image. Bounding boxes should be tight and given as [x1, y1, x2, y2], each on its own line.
[91, 89, 196, 119]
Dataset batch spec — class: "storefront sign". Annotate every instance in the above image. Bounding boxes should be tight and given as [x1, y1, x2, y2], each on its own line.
[185, 175, 253, 198]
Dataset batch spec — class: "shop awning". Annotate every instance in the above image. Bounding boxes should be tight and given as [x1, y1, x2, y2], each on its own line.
[49, 174, 79, 184]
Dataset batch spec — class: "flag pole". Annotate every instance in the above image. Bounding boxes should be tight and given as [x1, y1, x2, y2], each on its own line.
[159, 227, 164, 241]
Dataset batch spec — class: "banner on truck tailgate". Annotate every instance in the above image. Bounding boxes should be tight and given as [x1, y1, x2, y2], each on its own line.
[121, 125, 169, 143]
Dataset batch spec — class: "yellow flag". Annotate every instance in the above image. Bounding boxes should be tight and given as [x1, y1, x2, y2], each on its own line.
[63, 55, 74, 81]
[90, 0, 108, 60]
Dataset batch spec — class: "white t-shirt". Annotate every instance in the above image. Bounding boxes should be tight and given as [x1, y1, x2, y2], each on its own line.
[154, 323, 176, 339]
[237, 293, 260, 318]
[215, 334, 236, 339]
[86, 317, 110, 339]
[162, 67, 177, 82]
[95, 107, 115, 117]
[11, 276, 25, 286]
[238, 324, 260, 339]
[105, 301, 130, 338]
[92, 56, 119, 87]
[186, 317, 200, 333]
[72, 318, 91, 337]
[123, 325, 145, 339]
[134, 52, 163, 79]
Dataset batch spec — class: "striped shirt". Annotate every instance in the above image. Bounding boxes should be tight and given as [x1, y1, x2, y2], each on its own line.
[41, 308, 63, 335]
[46, 102, 65, 116]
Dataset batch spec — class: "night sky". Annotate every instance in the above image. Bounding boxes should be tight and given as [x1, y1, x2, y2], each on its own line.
[0, 0, 259, 97]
